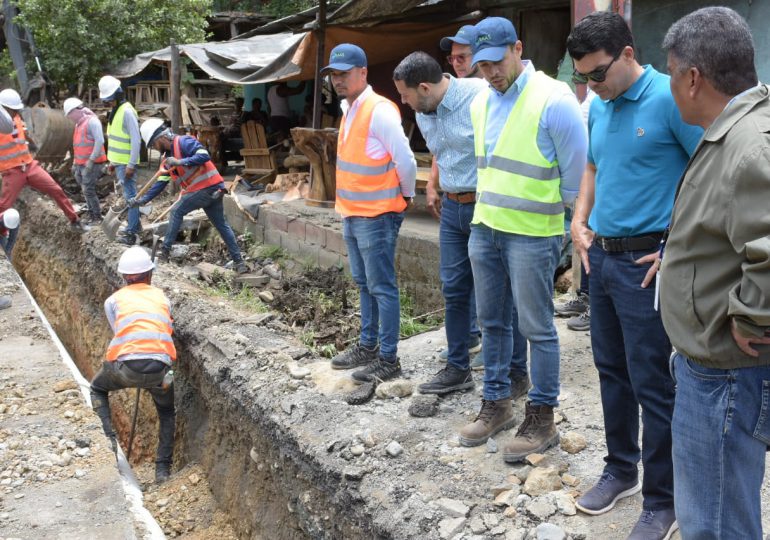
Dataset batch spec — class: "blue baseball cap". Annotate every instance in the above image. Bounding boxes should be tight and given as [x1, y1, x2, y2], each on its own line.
[321, 44, 367, 73]
[440, 25, 477, 51]
[471, 17, 518, 65]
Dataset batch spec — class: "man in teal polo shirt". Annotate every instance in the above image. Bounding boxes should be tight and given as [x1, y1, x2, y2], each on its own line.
[567, 11, 703, 539]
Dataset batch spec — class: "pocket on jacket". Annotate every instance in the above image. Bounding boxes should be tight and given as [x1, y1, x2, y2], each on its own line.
[682, 263, 705, 330]
[753, 380, 770, 446]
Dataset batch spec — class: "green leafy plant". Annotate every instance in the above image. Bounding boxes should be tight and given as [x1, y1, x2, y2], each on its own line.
[399, 290, 443, 339]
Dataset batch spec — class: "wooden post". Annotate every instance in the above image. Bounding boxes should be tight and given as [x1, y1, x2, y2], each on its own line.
[169, 39, 182, 134]
[312, 0, 327, 129]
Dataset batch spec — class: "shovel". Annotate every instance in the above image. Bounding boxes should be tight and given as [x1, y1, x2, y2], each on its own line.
[102, 169, 165, 241]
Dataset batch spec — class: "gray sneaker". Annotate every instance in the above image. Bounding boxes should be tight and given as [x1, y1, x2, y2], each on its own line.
[567, 308, 590, 332]
[556, 293, 588, 317]
[331, 343, 379, 370]
[627, 508, 678, 540]
[576, 472, 641, 515]
[439, 334, 482, 360]
[510, 372, 530, 401]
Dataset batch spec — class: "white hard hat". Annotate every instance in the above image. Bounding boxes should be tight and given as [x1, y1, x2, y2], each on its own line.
[117, 246, 155, 275]
[63, 97, 83, 117]
[0, 89, 24, 110]
[2, 209, 19, 229]
[140, 118, 165, 148]
[98, 76, 122, 100]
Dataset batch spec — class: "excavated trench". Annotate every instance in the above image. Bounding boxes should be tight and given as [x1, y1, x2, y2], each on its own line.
[13, 193, 383, 539]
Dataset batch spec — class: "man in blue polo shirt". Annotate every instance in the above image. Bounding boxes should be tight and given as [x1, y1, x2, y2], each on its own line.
[567, 12, 702, 539]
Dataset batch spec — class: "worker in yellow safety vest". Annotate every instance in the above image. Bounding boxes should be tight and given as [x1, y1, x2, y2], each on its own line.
[90, 246, 176, 483]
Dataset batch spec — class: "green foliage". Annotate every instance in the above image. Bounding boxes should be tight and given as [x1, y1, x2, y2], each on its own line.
[261, 0, 315, 18]
[254, 244, 286, 261]
[399, 290, 443, 339]
[204, 277, 268, 311]
[14, 0, 213, 88]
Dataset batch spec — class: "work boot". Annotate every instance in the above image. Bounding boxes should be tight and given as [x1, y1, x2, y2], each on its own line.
[567, 308, 591, 332]
[235, 261, 249, 274]
[155, 463, 171, 484]
[331, 343, 379, 370]
[418, 365, 474, 395]
[459, 398, 516, 447]
[352, 357, 402, 384]
[509, 371, 531, 401]
[117, 232, 137, 246]
[70, 220, 90, 234]
[502, 401, 559, 463]
[89, 214, 103, 225]
[627, 508, 678, 540]
[157, 247, 171, 263]
[555, 292, 588, 317]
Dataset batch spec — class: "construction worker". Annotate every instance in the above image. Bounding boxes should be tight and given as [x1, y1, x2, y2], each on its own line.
[0, 208, 20, 258]
[90, 246, 176, 483]
[0, 89, 88, 232]
[99, 75, 141, 245]
[460, 17, 587, 459]
[64, 97, 106, 224]
[323, 44, 416, 389]
[0, 105, 11, 134]
[133, 119, 248, 273]
[440, 25, 481, 79]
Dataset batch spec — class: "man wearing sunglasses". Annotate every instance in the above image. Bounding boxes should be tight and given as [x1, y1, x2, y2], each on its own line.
[566, 11, 703, 539]
[440, 25, 480, 80]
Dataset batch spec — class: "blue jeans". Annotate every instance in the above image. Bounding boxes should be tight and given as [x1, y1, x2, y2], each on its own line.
[588, 245, 675, 510]
[114, 164, 140, 234]
[165, 185, 242, 263]
[343, 212, 403, 361]
[441, 196, 526, 373]
[469, 224, 559, 404]
[671, 352, 770, 539]
[0, 226, 18, 258]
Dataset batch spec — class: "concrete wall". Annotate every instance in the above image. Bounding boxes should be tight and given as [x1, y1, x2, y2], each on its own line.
[634, 0, 770, 82]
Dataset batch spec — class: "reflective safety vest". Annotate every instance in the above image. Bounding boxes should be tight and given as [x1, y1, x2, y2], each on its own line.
[72, 118, 107, 165]
[105, 284, 176, 362]
[0, 115, 33, 172]
[470, 71, 566, 237]
[168, 136, 223, 194]
[335, 92, 406, 217]
[106, 102, 136, 164]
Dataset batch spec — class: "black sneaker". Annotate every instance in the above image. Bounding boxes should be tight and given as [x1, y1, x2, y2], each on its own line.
[70, 220, 90, 234]
[157, 247, 171, 263]
[235, 261, 249, 274]
[155, 464, 171, 484]
[510, 372, 530, 401]
[331, 344, 379, 370]
[567, 308, 591, 332]
[117, 232, 137, 245]
[418, 365, 474, 395]
[576, 472, 641, 515]
[556, 293, 588, 317]
[352, 358, 402, 384]
[627, 508, 678, 540]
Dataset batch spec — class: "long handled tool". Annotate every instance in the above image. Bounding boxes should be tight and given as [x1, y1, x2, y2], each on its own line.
[126, 388, 141, 461]
[102, 169, 165, 241]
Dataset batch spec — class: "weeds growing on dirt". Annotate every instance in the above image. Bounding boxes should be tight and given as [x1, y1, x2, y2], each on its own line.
[400, 290, 443, 339]
[204, 281, 269, 312]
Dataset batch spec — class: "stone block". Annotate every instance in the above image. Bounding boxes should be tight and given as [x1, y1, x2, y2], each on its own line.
[325, 231, 347, 256]
[287, 218, 306, 241]
[264, 229, 282, 248]
[318, 250, 343, 270]
[305, 223, 327, 247]
[267, 212, 289, 232]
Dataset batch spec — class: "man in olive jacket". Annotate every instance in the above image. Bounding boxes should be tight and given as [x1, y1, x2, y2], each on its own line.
[661, 7, 770, 539]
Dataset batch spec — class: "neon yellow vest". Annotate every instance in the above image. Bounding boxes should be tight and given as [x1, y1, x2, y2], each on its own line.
[107, 102, 136, 164]
[471, 71, 566, 237]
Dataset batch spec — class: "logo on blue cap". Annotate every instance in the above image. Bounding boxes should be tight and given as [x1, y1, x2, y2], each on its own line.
[321, 44, 367, 73]
[470, 17, 518, 65]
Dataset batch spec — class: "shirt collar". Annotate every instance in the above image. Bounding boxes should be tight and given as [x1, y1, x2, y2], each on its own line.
[490, 60, 534, 98]
[615, 65, 655, 102]
[704, 84, 770, 142]
[340, 85, 373, 114]
[437, 75, 461, 112]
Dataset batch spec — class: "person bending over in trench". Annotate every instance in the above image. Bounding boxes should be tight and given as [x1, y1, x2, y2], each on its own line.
[0, 208, 20, 258]
[90, 246, 176, 484]
[131, 119, 248, 274]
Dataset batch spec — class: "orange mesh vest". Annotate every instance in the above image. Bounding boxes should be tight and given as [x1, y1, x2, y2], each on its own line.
[72, 119, 107, 165]
[105, 284, 176, 361]
[0, 115, 33, 172]
[168, 136, 222, 194]
[335, 93, 406, 217]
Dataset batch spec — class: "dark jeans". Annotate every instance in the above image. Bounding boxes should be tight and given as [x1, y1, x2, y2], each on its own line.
[440, 196, 526, 373]
[114, 164, 140, 234]
[579, 260, 589, 296]
[165, 185, 242, 263]
[90, 360, 175, 467]
[0, 227, 18, 258]
[73, 163, 104, 220]
[588, 244, 675, 510]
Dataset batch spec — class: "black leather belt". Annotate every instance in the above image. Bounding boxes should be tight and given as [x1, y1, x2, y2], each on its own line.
[594, 232, 663, 253]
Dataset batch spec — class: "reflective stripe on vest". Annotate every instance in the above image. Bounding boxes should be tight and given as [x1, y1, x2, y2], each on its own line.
[106, 102, 136, 164]
[0, 115, 33, 172]
[168, 136, 223, 194]
[335, 92, 406, 218]
[105, 284, 176, 361]
[72, 119, 107, 165]
[470, 71, 566, 237]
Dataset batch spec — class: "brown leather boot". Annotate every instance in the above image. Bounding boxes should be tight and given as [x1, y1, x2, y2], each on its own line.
[503, 401, 559, 463]
[459, 398, 516, 447]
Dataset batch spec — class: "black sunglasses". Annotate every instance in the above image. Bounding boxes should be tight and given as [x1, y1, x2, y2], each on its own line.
[572, 54, 620, 84]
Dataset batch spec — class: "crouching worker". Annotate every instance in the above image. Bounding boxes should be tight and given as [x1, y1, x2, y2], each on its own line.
[133, 119, 248, 273]
[90, 246, 176, 483]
